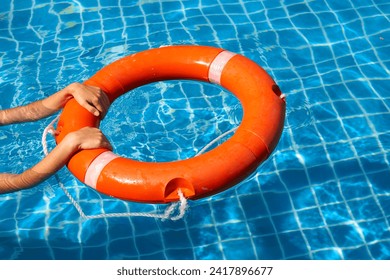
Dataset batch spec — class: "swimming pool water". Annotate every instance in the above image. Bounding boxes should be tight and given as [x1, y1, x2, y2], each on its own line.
[0, 0, 389, 260]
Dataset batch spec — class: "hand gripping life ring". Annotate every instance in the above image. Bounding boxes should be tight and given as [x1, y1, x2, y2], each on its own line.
[55, 46, 286, 203]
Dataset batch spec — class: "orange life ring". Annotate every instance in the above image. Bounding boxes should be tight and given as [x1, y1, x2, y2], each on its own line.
[55, 45, 286, 203]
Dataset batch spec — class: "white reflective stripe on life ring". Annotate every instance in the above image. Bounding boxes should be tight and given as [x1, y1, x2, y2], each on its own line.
[208, 50, 236, 85]
[84, 151, 120, 189]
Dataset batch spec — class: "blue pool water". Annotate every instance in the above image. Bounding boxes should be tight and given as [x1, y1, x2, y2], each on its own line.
[0, 0, 389, 260]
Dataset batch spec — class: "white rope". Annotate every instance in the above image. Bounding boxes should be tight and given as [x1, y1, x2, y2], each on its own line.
[41, 115, 188, 221]
[196, 127, 237, 155]
[41, 115, 60, 156]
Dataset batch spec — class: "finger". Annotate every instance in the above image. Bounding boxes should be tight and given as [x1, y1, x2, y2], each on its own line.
[90, 99, 103, 117]
[103, 141, 113, 151]
[99, 131, 113, 150]
[89, 92, 110, 118]
[82, 100, 100, 117]
[96, 92, 111, 119]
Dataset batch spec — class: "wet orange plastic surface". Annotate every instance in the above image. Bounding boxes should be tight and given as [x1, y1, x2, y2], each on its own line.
[56, 46, 285, 203]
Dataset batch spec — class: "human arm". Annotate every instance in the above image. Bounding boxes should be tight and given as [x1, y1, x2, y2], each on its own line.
[0, 83, 110, 125]
[0, 127, 112, 194]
